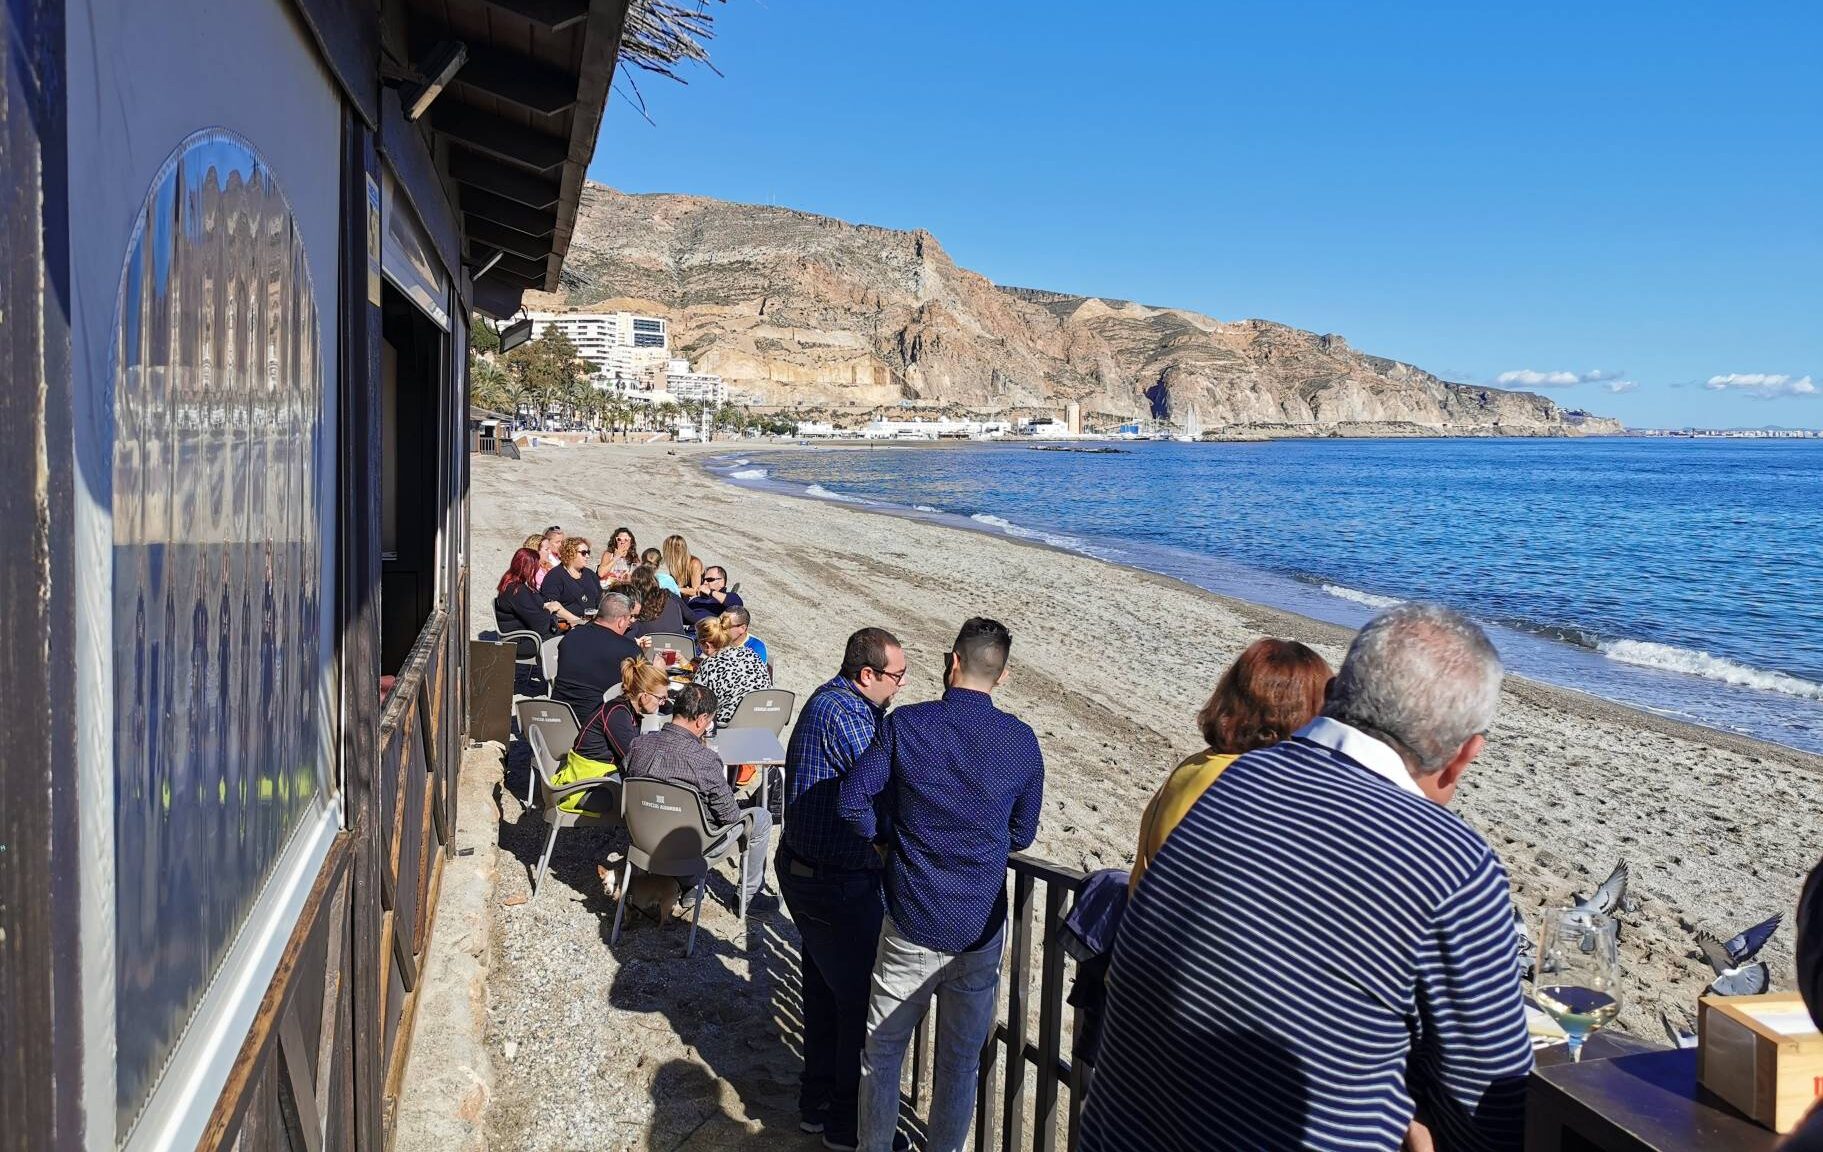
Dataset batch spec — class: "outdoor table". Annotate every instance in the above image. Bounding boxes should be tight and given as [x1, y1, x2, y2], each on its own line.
[1525, 1042, 1778, 1152]
[706, 727, 787, 817]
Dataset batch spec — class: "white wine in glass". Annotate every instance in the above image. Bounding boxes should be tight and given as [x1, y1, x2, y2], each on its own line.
[1534, 907, 1623, 1062]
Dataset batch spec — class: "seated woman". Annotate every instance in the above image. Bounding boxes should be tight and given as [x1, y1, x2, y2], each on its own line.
[597, 526, 639, 583]
[661, 533, 705, 598]
[1130, 637, 1333, 892]
[625, 565, 687, 639]
[692, 615, 773, 728]
[640, 546, 675, 592]
[574, 657, 671, 770]
[541, 536, 601, 626]
[493, 547, 555, 638]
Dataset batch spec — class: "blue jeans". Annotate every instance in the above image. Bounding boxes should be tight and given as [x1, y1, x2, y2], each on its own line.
[857, 918, 1004, 1152]
[777, 851, 885, 1140]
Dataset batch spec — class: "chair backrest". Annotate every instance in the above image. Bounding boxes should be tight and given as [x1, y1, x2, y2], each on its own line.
[527, 725, 562, 796]
[642, 632, 695, 664]
[516, 698, 580, 758]
[723, 688, 795, 737]
[620, 777, 721, 876]
[540, 634, 563, 682]
[498, 628, 545, 662]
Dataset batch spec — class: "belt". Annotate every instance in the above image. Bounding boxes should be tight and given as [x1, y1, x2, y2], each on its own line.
[778, 842, 877, 879]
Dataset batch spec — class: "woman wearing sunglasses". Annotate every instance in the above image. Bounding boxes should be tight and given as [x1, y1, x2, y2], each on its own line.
[541, 536, 601, 627]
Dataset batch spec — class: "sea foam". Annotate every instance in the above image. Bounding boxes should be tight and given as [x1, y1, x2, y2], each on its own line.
[1320, 583, 1403, 610]
[805, 483, 875, 505]
[730, 467, 768, 480]
[968, 512, 1106, 557]
[1598, 640, 1823, 700]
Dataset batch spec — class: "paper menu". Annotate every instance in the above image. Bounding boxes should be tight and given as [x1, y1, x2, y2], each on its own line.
[1738, 1004, 1822, 1037]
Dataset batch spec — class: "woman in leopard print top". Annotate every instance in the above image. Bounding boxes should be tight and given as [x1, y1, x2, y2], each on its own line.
[693, 615, 774, 727]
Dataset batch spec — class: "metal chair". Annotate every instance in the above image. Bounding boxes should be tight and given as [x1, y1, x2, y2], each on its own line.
[498, 628, 547, 696]
[514, 698, 580, 807]
[722, 688, 795, 738]
[526, 726, 622, 899]
[611, 776, 753, 956]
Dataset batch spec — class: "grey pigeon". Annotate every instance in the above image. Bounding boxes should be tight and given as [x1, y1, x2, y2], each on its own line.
[1697, 914, 1782, 974]
[1707, 961, 1771, 998]
[1513, 907, 1535, 982]
[1573, 860, 1630, 916]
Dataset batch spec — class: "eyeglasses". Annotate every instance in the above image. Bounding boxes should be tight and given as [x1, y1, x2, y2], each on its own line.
[869, 665, 908, 684]
[577, 549, 591, 557]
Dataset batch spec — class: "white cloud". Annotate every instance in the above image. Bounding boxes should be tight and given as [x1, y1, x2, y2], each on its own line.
[1602, 380, 1639, 394]
[1495, 368, 1621, 388]
[1704, 373, 1817, 400]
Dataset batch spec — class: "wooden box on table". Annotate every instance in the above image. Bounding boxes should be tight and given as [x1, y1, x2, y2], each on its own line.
[1697, 991, 1823, 1134]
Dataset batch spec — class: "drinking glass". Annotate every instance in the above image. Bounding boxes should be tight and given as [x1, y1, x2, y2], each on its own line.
[661, 648, 678, 669]
[1534, 907, 1623, 1062]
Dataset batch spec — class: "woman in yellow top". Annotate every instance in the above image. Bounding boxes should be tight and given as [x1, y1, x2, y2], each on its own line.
[1130, 637, 1334, 892]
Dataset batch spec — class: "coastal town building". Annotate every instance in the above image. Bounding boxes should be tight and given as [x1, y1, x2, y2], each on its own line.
[1, 0, 630, 1147]
[529, 309, 673, 385]
[664, 358, 729, 405]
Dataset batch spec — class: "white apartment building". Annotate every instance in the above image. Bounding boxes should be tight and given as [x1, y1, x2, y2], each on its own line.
[526, 310, 670, 378]
[664, 358, 728, 405]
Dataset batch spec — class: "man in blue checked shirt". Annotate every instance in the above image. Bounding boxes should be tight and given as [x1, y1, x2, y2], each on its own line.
[779, 627, 908, 1151]
[841, 618, 1045, 1152]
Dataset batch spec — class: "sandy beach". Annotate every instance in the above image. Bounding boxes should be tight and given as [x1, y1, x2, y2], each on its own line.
[472, 440, 1822, 1046]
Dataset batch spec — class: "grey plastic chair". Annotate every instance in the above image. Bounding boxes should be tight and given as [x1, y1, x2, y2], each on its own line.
[723, 688, 795, 737]
[642, 632, 695, 666]
[527, 726, 622, 899]
[540, 634, 563, 683]
[514, 698, 580, 807]
[611, 776, 752, 956]
[499, 628, 547, 696]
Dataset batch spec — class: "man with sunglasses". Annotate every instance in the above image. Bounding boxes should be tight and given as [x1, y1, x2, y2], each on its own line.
[778, 627, 908, 1150]
[683, 564, 745, 626]
[841, 618, 1044, 1152]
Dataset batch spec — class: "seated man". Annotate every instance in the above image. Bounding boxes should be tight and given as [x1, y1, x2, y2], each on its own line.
[624, 683, 771, 906]
[683, 564, 746, 625]
[721, 604, 768, 665]
[550, 591, 642, 726]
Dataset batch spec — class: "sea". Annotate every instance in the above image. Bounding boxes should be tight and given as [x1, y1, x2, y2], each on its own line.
[708, 437, 1823, 756]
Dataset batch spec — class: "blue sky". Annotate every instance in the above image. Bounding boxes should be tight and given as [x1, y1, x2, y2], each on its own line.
[589, 1, 1821, 428]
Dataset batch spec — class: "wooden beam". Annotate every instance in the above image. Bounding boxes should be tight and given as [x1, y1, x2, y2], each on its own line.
[457, 186, 556, 238]
[448, 149, 560, 209]
[431, 104, 567, 173]
[479, 0, 590, 32]
[455, 43, 577, 116]
[464, 217, 554, 261]
[493, 253, 553, 283]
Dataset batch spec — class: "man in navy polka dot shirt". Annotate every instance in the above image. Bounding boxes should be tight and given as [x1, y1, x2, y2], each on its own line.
[839, 617, 1045, 1152]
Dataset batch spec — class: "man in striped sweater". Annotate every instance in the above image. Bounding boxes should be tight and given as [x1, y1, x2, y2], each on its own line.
[1080, 604, 1533, 1152]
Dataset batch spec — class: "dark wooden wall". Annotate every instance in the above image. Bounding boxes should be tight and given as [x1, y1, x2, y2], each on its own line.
[0, 0, 82, 1147]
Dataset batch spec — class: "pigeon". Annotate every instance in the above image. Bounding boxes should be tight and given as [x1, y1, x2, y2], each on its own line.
[1708, 962, 1771, 998]
[1573, 860, 1630, 917]
[1513, 907, 1536, 982]
[1660, 1009, 1699, 1050]
[1697, 913, 1782, 974]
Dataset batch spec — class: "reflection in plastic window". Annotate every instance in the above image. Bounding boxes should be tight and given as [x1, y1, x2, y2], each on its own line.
[110, 130, 325, 1134]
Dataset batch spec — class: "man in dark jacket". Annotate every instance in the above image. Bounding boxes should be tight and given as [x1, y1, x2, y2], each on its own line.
[683, 564, 746, 626]
[551, 592, 641, 725]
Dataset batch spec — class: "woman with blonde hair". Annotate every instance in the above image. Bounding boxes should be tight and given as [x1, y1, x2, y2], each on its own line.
[1130, 637, 1333, 891]
[692, 615, 772, 727]
[661, 533, 705, 598]
[573, 657, 671, 770]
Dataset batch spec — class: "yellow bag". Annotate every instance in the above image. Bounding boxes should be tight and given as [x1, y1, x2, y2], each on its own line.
[552, 750, 617, 813]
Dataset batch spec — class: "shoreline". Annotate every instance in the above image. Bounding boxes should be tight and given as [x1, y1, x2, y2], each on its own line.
[470, 441, 1823, 1039]
[708, 440, 1823, 776]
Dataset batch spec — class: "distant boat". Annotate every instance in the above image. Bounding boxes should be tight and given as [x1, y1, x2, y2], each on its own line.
[1177, 406, 1203, 442]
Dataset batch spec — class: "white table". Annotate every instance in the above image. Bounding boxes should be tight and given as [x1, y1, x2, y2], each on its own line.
[706, 727, 787, 816]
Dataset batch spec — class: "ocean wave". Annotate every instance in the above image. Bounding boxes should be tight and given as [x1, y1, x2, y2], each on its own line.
[1598, 640, 1823, 700]
[730, 468, 768, 480]
[805, 484, 875, 505]
[914, 504, 939, 513]
[1320, 583, 1403, 610]
[968, 512, 1107, 557]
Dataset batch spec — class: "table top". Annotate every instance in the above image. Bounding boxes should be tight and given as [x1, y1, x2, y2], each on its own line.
[706, 727, 787, 766]
[1527, 1046, 1778, 1152]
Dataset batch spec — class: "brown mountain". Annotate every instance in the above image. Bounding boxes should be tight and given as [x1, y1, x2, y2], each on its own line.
[545, 184, 1621, 435]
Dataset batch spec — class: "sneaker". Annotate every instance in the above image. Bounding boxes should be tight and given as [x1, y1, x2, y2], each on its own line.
[798, 1116, 826, 1135]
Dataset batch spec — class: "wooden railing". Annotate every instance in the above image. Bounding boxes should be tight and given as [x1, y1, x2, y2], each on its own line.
[903, 853, 1093, 1152]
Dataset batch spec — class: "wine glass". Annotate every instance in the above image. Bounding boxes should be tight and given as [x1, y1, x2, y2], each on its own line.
[1534, 907, 1623, 1062]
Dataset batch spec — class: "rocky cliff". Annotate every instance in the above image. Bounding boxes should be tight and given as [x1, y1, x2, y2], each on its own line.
[548, 184, 1622, 435]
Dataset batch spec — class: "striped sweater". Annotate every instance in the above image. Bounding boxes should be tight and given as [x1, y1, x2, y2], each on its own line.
[1079, 725, 1533, 1151]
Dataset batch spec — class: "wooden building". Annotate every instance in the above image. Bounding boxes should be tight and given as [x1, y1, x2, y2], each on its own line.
[0, 1, 630, 1147]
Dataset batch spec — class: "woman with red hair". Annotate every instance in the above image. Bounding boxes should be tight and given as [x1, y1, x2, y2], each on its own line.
[494, 547, 556, 638]
[1130, 637, 1334, 891]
